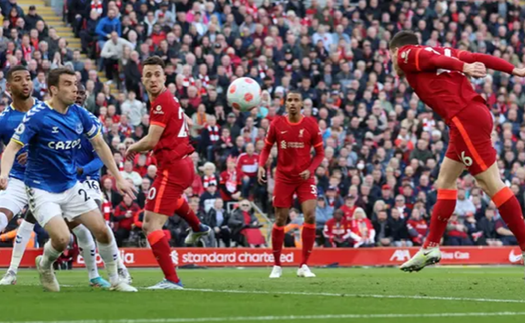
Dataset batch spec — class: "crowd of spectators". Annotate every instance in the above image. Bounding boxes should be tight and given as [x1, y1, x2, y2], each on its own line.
[1, 0, 525, 249]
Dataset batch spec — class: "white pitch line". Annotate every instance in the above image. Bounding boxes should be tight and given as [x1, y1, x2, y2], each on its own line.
[3, 312, 525, 323]
[182, 288, 525, 304]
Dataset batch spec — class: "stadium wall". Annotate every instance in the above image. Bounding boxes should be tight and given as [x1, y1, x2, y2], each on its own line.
[1, 247, 523, 268]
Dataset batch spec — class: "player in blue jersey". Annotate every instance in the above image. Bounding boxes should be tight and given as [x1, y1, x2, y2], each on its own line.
[72, 84, 132, 283]
[0, 82, 129, 287]
[0, 66, 34, 237]
[0, 68, 137, 292]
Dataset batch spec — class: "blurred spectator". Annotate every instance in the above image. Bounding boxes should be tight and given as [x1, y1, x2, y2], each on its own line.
[373, 209, 392, 247]
[228, 200, 265, 247]
[445, 214, 473, 246]
[323, 209, 351, 248]
[113, 195, 141, 247]
[204, 199, 231, 247]
[121, 160, 142, 187]
[406, 209, 428, 246]
[284, 208, 303, 248]
[455, 188, 476, 217]
[348, 208, 375, 248]
[389, 208, 412, 247]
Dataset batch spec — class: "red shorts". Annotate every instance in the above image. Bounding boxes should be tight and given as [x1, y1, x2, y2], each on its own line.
[145, 157, 194, 216]
[273, 177, 317, 208]
[445, 103, 496, 176]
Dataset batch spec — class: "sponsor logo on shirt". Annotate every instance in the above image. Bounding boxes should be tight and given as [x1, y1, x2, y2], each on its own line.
[52, 127, 59, 134]
[280, 141, 305, 149]
[153, 105, 164, 115]
[48, 138, 81, 150]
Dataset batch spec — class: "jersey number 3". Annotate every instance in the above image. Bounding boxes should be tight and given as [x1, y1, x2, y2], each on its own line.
[177, 109, 189, 138]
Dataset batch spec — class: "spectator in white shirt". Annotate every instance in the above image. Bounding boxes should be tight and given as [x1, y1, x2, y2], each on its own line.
[120, 160, 142, 187]
[121, 91, 147, 126]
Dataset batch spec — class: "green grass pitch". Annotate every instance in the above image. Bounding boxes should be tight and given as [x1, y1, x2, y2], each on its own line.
[3, 267, 525, 323]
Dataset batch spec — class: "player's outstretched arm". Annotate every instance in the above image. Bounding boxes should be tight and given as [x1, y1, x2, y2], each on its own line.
[90, 135, 137, 199]
[455, 50, 515, 75]
[0, 141, 22, 190]
[126, 125, 165, 155]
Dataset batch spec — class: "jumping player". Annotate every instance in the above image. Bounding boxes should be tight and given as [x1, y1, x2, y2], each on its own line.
[125, 56, 210, 290]
[0, 68, 137, 292]
[388, 31, 525, 272]
[258, 90, 324, 278]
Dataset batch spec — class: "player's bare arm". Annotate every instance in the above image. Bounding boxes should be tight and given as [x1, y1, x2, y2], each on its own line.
[125, 124, 165, 156]
[0, 141, 22, 190]
[90, 134, 137, 199]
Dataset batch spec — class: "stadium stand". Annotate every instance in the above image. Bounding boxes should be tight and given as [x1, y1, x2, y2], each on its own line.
[0, 0, 525, 249]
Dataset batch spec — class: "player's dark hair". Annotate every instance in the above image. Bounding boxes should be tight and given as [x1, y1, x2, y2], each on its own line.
[389, 31, 419, 50]
[47, 68, 75, 89]
[286, 89, 303, 99]
[6, 65, 29, 81]
[143, 55, 166, 69]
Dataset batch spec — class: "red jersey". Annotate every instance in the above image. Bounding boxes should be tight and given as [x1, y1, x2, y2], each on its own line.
[397, 45, 514, 123]
[219, 169, 241, 201]
[264, 116, 323, 182]
[349, 218, 374, 239]
[340, 204, 357, 222]
[237, 153, 259, 178]
[407, 219, 428, 237]
[323, 218, 349, 240]
[149, 90, 194, 169]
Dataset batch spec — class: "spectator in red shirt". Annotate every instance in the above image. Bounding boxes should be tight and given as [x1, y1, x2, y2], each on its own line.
[445, 214, 473, 246]
[113, 195, 141, 247]
[340, 195, 357, 221]
[219, 156, 242, 202]
[349, 208, 375, 248]
[237, 142, 259, 198]
[406, 209, 428, 246]
[323, 209, 351, 248]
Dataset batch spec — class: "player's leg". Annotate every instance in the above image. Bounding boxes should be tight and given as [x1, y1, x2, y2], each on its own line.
[75, 210, 136, 292]
[85, 180, 131, 283]
[0, 210, 36, 285]
[296, 179, 318, 278]
[269, 180, 295, 278]
[162, 159, 210, 245]
[64, 182, 136, 292]
[400, 156, 464, 272]
[66, 219, 110, 288]
[0, 179, 35, 284]
[474, 163, 525, 253]
[0, 178, 30, 232]
[142, 210, 183, 289]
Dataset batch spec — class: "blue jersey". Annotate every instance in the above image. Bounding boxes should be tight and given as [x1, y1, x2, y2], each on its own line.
[76, 135, 103, 182]
[11, 102, 101, 193]
[0, 99, 39, 181]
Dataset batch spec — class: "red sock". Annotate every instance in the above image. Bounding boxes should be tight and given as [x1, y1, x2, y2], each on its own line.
[301, 223, 316, 266]
[175, 198, 201, 231]
[493, 187, 525, 251]
[147, 230, 179, 283]
[423, 189, 457, 249]
[272, 224, 285, 266]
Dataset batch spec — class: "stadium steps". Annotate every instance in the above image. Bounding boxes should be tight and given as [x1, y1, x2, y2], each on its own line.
[14, 1, 117, 92]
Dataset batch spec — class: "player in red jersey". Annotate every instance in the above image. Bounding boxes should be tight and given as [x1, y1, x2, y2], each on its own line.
[389, 31, 525, 272]
[125, 56, 210, 289]
[258, 90, 324, 278]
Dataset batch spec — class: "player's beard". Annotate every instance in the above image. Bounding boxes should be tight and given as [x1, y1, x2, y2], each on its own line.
[12, 90, 31, 101]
